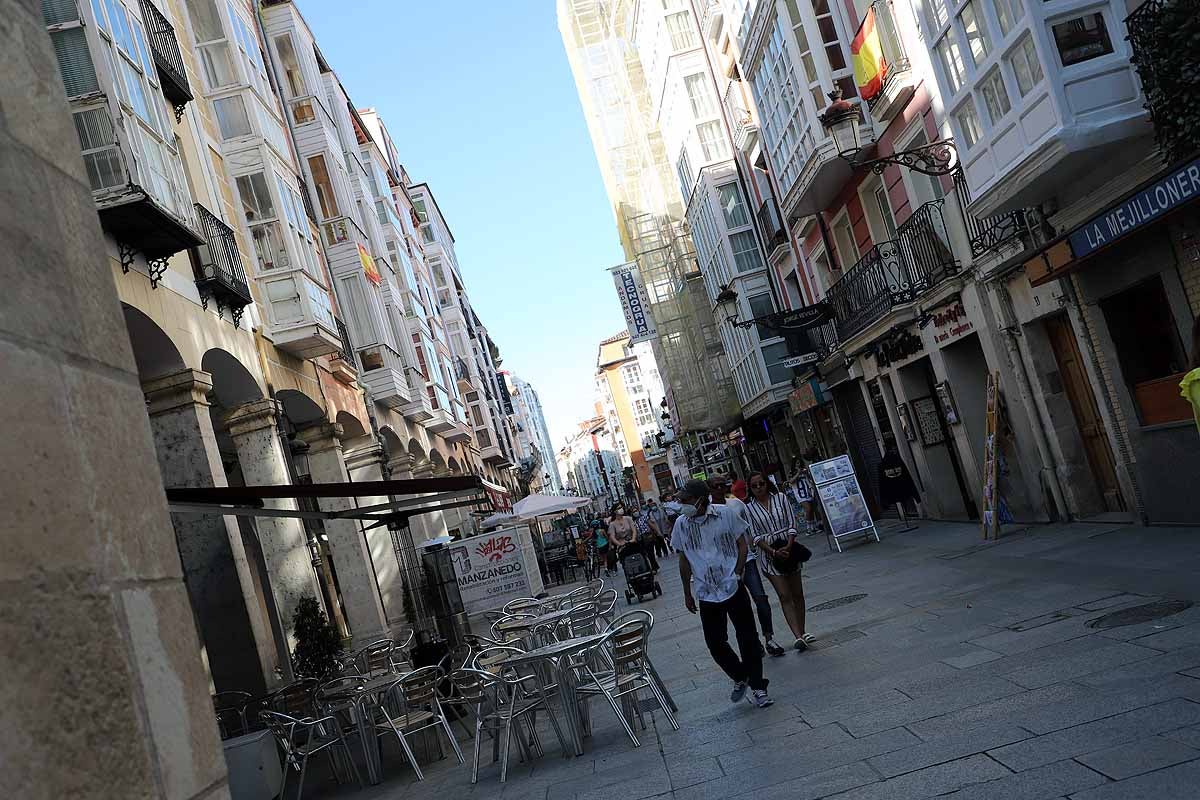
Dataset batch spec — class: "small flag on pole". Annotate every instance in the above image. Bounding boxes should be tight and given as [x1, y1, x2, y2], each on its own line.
[852, 6, 889, 102]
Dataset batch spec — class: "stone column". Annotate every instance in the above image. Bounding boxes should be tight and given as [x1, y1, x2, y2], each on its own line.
[143, 369, 279, 693]
[298, 423, 389, 647]
[345, 444, 406, 625]
[410, 458, 448, 540]
[225, 399, 323, 647]
[0, 3, 227, 794]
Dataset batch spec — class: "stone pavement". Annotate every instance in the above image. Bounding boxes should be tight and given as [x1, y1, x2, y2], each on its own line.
[310, 519, 1200, 799]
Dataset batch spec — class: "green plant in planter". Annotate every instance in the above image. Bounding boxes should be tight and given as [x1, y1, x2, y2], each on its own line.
[291, 596, 343, 679]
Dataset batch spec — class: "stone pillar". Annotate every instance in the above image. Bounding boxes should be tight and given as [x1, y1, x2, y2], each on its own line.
[345, 444, 406, 625]
[0, 3, 228, 794]
[143, 369, 279, 693]
[410, 458, 448, 540]
[225, 399, 323, 647]
[298, 423, 390, 647]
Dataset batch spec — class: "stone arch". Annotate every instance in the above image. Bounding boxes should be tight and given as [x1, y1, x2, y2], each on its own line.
[430, 449, 446, 473]
[335, 410, 369, 442]
[447, 456, 462, 475]
[122, 304, 186, 381]
[407, 437, 427, 463]
[277, 389, 326, 428]
[200, 348, 264, 409]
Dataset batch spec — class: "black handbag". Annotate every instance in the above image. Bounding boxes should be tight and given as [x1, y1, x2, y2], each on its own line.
[770, 534, 812, 574]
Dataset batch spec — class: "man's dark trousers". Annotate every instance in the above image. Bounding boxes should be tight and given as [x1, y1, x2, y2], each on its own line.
[698, 584, 767, 690]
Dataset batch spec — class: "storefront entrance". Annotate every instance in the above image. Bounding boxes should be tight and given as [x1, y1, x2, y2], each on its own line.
[1044, 314, 1125, 512]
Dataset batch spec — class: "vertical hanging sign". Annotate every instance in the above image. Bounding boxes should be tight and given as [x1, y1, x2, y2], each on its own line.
[611, 262, 658, 344]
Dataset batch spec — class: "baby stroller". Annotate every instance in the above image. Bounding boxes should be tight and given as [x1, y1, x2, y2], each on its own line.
[620, 545, 662, 604]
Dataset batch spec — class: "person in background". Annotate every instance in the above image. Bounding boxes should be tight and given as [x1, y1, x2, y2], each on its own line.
[745, 472, 814, 652]
[607, 504, 638, 572]
[710, 476, 786, 657]
[631, 505, 660, 572]
[646, 498, 672, 558]
[731, 478, 749, 503]
[671, 479, 773, 708]
[1182, 317, 1200, 435]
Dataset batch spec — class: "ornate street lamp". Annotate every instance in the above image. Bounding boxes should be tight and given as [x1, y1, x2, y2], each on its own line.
[819, 87, 960, 177]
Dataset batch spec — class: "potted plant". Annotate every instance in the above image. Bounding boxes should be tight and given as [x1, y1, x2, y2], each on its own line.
[290, 596, 343, 679]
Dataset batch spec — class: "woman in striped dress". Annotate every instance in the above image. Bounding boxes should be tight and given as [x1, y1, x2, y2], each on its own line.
[745, 472, 814, 652]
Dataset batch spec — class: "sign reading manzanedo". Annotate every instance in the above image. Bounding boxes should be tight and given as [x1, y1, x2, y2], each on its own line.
[450, 527, 535, 613]
[611, 262, 658, 344]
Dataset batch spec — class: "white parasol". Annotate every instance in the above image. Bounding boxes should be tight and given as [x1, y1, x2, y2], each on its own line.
[511, 493, 592, 521]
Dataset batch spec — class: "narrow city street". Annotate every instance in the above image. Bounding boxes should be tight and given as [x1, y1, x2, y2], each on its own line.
[318, 520, 1200, 800]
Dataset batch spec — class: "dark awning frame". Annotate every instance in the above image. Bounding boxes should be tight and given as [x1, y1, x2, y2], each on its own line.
[164, 476, 493, 529]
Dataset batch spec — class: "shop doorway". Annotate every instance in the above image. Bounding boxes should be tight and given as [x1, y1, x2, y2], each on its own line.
[1044, 314, 1125, 511]
[833, 381, 883, 515]
[898, 357, 978, 520]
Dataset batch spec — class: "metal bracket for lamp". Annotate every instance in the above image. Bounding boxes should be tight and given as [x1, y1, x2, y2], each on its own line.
[819, 87, 960, 177]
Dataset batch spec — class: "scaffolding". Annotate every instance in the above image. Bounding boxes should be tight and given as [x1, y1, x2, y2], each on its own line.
[558, 0, 739, 435]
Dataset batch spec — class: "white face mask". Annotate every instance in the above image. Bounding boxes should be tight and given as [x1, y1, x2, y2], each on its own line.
[678, 503, 701, 518]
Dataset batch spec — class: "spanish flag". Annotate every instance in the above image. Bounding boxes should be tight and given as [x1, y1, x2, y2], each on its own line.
[852, 6, 889, 102]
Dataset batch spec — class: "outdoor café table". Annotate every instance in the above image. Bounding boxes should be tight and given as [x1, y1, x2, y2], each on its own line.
[321, 673, 409, 784]
[502, 633, 607, 756]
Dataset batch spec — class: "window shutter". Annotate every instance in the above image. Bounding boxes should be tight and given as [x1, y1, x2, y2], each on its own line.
[42, 0, 80, 26]
[51, 27, 99, 97]
[73, 106, 125, 191]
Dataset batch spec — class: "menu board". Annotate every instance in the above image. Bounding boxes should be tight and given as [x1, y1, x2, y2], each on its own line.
[449, 526, 544, 616]
[809, 455, 880, 552]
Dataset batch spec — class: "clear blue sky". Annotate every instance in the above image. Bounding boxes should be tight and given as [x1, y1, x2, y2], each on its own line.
[301, 0, 626, 449]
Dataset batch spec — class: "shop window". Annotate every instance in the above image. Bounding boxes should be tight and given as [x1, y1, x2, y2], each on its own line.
[748, 293, 776, 341]
[1051, 12, 1113, 67]
[1099, 277, 1190, 425]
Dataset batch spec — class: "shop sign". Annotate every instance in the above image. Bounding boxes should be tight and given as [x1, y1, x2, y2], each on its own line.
[782, 352, 820, 369]
[1069, 156, 1200, 259]
[874, 327, 923, 368]
[610, 262, 658, 344]
[789, 379, 825, 414]
[450, 526, 540, 614]
[773, 302, 831, 329]
[931, 300, 973, 345]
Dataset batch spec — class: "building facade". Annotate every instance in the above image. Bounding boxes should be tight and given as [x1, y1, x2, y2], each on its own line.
[506, 372, 565, 494]
[556, 416, 626, 511]
[39, 0, 550, 704]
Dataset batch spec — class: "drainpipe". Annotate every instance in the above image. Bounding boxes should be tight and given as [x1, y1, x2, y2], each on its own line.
[987, 280, 1068, 522]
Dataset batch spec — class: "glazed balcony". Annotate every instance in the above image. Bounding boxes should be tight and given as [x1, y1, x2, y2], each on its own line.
[400, 367, 434, 421]
[425, 385, 457, 435]
[138, 0, 193, 120]
[724, 84, 759, 154]
[455, 356, 474, 392]
[191, 204, 251, 326]
[260, 270, 341, 359]
[824, 200, 959, 342]
[359, 343, 412, 409]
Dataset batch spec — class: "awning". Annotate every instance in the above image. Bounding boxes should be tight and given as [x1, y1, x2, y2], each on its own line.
[164, 475, 493, 530]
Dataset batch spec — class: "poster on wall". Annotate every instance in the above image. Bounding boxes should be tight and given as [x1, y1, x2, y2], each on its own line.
[449, 526, 543, 616]
[809, 455, 880, 552]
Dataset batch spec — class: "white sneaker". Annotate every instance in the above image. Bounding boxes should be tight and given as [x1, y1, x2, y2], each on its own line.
[730, 681, 748, 703]
[750, 689, 774, 708]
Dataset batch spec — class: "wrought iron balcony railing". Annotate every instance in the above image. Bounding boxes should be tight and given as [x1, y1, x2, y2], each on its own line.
[953, 170, 1031, 258]
[333, 317, 355, 368]
[192, 203, 251, 326]
[824, 200, 958, 341]
[756, 198, 788, 253]
[138, 0, 192, 121]
[853, 0, 910, 110]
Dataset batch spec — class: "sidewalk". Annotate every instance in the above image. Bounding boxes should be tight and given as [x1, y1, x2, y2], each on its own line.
[322, 519, 1200, 799]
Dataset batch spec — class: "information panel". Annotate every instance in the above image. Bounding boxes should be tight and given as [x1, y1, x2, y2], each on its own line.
[809, 455, 880, 552]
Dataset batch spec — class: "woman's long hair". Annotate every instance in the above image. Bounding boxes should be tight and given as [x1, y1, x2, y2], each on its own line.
[747, 472, 777, 502]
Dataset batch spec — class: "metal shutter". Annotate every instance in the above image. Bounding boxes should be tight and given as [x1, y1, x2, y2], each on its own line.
[41, 0, 80, 26]
[834, 381, 884, 516]
[50, 27, 99, 98]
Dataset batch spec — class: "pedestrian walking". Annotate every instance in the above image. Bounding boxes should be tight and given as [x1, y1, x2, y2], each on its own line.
[709, 476, 786, 657]
[646, 498, 672, 558]
[745, 472, 814, 652]
[671, 479, 773, 708]
[631, 506, 660, 572]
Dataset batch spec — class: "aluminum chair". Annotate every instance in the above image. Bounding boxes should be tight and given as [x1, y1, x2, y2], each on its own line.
[585, 578, 605, 597]
[213, 691, 252, 739]
[502, 597, 542, 614]
[573, 613, 678, 747]
[370, 666, 463, 781]
[269, 679, 318, 718]
[354, 639, 397, 677]
[261, 710, 362, 800]
[555, 585, 593, 610]
[450, 663, 569, 783]
[594, 588, 619, 625]
[437, 642, 478, 739]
